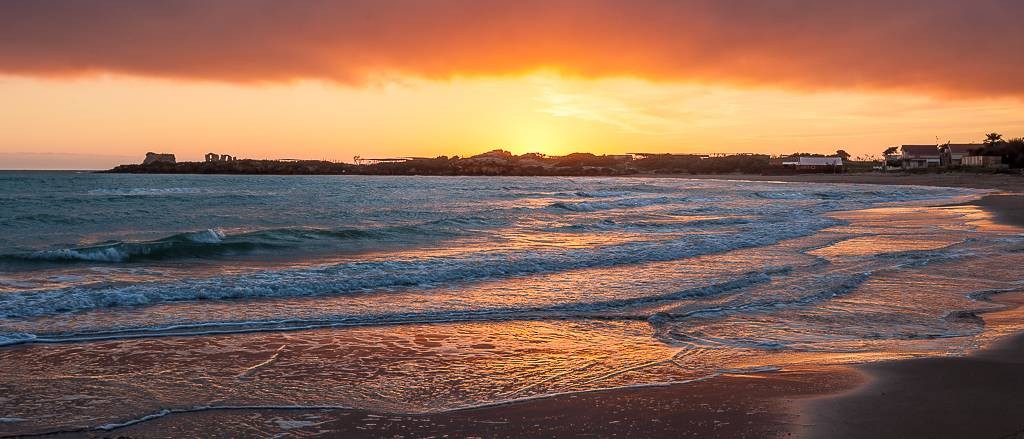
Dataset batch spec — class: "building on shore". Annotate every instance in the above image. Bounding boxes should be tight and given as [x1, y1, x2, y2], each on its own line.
[205, 153, 237, 162]
[142, 152, 176, 165]
[353, 156, 411, 165]
[882, 147, 902, 170]
[940, 144, 982, 166]
[886, 143, 1004, 170]
[962, 155, 1005, 168]
[899, 145, 941, 169]
[779, 156, 845, 172]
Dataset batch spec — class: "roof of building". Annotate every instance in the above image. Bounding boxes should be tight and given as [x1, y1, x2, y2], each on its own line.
[901, 145, 939, 156]
[944, 143, 982, 154]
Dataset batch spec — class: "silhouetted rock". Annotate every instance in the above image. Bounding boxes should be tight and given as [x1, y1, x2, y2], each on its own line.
[141, 152, 176, 165]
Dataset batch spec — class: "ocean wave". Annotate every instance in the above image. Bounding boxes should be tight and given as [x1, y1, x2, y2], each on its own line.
[651, 272, 872, 325]
[573, 190, 632, 198]
[682, 217, 752, 227]
[0, 269, 783, 345]
[753, 191, 815, 200]
[9, 229, 242, 263]
[551, 216, 750, 233]
[872, 242, 976, 267]
[657, 239, 985, 330]
[548, 197, 673, 212]
[87, 187, 204, 196]
[1, 212, 95, 226]
[1, 217, 505, 264]
[0, 332, 37, 346]
[0, 216, 836, 318]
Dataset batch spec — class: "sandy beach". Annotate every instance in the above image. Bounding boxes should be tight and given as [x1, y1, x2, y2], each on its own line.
[803, 293, 1024, 438]
[73, 368, 862, 439]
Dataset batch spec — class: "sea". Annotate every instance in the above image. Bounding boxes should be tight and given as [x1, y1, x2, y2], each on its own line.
[1, 172, 1023, 435]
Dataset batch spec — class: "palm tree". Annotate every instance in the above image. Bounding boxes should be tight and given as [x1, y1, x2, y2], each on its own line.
[984, 132, 1004, 146]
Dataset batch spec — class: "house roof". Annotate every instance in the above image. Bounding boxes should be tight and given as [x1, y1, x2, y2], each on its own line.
[944, 143, 982, 154]
[901, 145, 939, 157]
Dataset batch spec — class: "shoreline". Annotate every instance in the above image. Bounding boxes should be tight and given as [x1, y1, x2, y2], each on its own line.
[10, 167, 1024, 191]
[800, 291, 1024, 438]
[59, 194, 1024, 438]
[794, 194, 1024, 438]
[957, 193, 1024, 227]
[657, 172, 1024, 192]
[57, 367, 866, 439]
[21, 185, 1024, 439]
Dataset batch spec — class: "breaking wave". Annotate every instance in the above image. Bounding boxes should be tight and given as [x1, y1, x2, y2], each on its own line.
[548, 197, 674, 212]
[87, 187, 205, 196]
[0, 269, 785, 346]
[15, 229, 232, 263]
[1, 216, 508, 264]
[0, 215, 837, 318]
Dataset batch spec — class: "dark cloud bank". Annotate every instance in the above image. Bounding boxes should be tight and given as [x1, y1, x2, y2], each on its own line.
[1, 0, 1022, 96]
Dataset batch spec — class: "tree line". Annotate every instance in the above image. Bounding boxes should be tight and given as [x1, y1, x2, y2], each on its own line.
[974, 133, 1024, 168]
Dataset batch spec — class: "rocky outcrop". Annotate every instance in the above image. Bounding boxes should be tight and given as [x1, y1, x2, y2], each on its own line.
[142, 152, 176, 165]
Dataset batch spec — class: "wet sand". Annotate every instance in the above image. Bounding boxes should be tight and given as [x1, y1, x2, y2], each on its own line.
[968, 194, 1024, 226]
[796, 193, 1024, 438]
[108, 292, 1024, 439]
[62, 367, 864, 438]
[801, 292, 1024, 439]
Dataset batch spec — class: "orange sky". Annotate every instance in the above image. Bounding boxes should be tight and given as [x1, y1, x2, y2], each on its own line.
[1, 1, 1023, 169]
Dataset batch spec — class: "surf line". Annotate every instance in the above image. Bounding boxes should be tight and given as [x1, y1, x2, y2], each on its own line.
[238, 344, 287, 378]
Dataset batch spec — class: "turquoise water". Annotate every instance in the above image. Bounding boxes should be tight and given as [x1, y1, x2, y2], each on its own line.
[1, 172, 1022, 435]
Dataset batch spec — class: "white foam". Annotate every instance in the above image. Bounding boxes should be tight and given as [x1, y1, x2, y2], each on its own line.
[95, 405, 356, 432]
[273, 419, 320, 430]
[2, 270, 779, 345]
[0, 332, 37, 346]
[551, 197, 673, 212]
[0, 278, 37, 288]
[88, 187, 203, 196]
[184, 229, 226, 243]
[29, 246, 130, 262]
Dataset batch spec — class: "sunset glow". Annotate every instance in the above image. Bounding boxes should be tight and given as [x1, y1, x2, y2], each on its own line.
[2, 0, 1023, 168]
[5, 3, 1024, 436]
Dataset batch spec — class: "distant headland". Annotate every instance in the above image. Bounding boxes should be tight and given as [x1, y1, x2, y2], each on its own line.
[105, 150, 843, 176]
[106, 135, 1024, 176]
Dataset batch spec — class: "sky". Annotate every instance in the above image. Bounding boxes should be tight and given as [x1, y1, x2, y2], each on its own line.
[1, 0, 1023, 169]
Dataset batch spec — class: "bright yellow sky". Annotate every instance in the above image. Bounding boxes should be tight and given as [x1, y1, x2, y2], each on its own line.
[2, 73, 1024, 169]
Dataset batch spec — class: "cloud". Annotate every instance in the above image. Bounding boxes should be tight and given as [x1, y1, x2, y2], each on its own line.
[1, 0, 1022, 96]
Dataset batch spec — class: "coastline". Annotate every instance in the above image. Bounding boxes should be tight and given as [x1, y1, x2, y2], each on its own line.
[659, 172, 1024, 192]
[94, 167, 1024, 192]
[795, 194, 1024, 438]
[800, 292, 1024, 439]
[58, 367, 865, 438]
[62, 192, 1024, 438]
[962, 194, 1024, 226]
